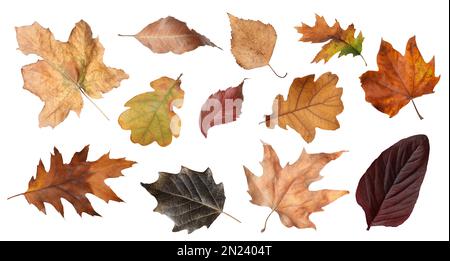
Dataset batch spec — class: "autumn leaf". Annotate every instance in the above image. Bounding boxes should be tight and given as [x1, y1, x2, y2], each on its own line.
[360, 36, 440, 119]
[356, 135, 430, 230]
[228, 13, 286, 78]
[8, 146, 135, 216]
[199, 80, 245, 137]
[296, 15, 366, 65]
[264, 72, 344, 143]
[244, 143, 348, 231]
[119, 16, 220, 54]
[118, 74, 183, 147]
[16, 20, 128, 128]
[141, 167, 240, 233]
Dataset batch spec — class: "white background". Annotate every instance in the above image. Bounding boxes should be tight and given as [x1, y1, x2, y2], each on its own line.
[0, 0, 448, 241]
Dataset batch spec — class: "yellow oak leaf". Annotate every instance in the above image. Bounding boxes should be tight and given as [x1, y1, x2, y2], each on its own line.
[118, 74, 184, 146]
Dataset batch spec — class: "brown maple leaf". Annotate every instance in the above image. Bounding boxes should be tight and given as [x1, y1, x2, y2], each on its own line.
[244, 144, 348, 231]
[8, 146, 135, 216]
[360, 36, 440, 119]
[296, 15, 366, 65]
[16, 20, 128, 128]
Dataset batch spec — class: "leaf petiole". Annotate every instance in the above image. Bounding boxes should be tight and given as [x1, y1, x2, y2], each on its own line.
[411, 99, 424, 120]
[268, 64, 287, 78]
[222, 211, 242, 223]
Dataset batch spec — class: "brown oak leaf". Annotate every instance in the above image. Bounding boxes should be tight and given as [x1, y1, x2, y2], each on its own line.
[360, 36, 440, 119]
[16, 20, 128, 128]
[264, 73, 344, 143]
[244, 143, 348, 231]
[9, 146, 135, 217]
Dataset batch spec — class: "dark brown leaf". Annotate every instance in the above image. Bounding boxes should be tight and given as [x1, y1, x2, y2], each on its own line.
[356, 135, 430, 230]
[141, 167, 239, 233]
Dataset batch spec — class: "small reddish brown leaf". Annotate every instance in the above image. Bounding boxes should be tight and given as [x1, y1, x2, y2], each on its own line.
[199, 80, 244, 137]
[360, 37, 440, 119]
[10, 146, 135, 217]
[120, 16, 219, 54]
[356, 135, 430, 230]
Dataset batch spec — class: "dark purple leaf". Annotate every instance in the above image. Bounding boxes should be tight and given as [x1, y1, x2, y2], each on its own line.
[356, 134, 430, 230]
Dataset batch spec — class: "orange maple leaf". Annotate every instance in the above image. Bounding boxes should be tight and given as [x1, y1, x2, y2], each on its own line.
[360, 36, 440, 119]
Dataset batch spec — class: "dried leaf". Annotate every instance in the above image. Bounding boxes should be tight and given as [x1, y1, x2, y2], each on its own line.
[356, 135, 430, 230]
[264, 72, 344, 143]
[9, 146, 135, 216]
[360, 36, 440, 119]
[199, 80, 244, 137]
[119, 16, 219, 54]
[296, 15, 366, 64]
[244, 143, 348, 231]
[228, 13, 286, 78]
[16, 20, 128, 127]
[118, 74, 184, 146]
[142, 167, 239, 233]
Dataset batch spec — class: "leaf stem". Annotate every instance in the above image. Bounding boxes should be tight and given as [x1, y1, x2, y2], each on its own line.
[78, 87, 110, 121]
[261, 208, 276, 232]
[7, 192, 25, 200]
[411, 99, 424, 120]
[268, 64, 287, 78]
[222, 211, 242, 223]
[360, 54, 368, 66]
[118, 34, 136, 37]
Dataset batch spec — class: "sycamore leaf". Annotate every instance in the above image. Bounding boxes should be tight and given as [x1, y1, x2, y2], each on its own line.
[296, 15, 366, 65]
[356, 135, 430, 230]
[360, 36, 440, 120]
[119, 16, 220, 54]
[9, 146, 135, 217]
[16, 20, 128, 128]
[244, 143, 348, 231]
[264, 72, 344, 143]
[118, 74, 184, 147]
[228, 13, 286, 78]
[199, 80, 244, 137]
[141, 167, 240, 233]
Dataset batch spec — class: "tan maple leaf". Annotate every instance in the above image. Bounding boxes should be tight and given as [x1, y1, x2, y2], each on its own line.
[244, 144, 348, 231]
[16, 20, 128, 128]
[8, 146, 135, 216]
[264, 72, 344, 143]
